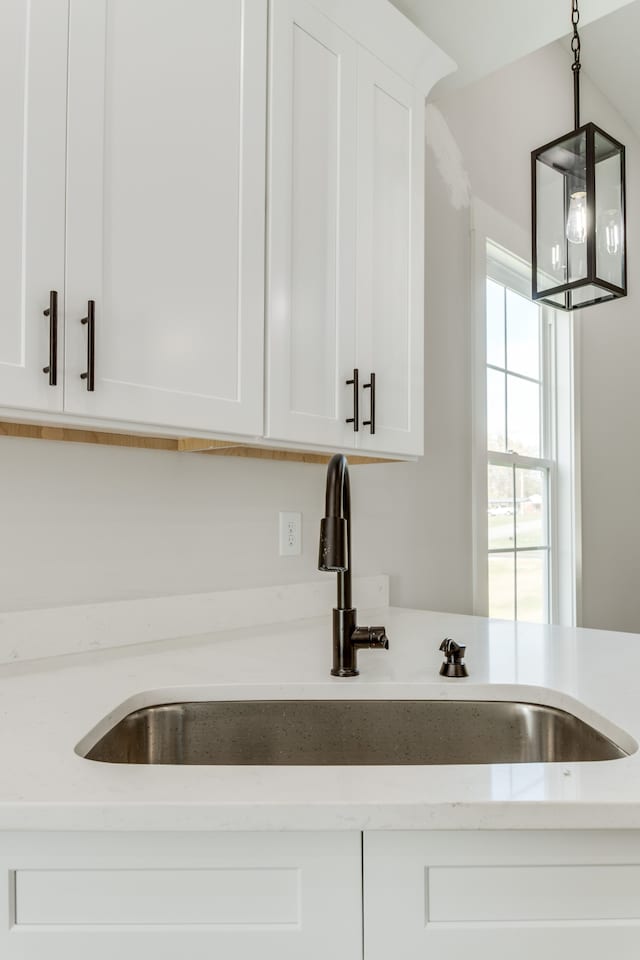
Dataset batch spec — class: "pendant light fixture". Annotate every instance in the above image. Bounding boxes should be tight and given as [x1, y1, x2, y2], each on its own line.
[532, 0, 627, 310]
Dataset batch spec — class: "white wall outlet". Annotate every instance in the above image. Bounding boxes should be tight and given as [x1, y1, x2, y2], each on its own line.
[279, 511, 302, 557]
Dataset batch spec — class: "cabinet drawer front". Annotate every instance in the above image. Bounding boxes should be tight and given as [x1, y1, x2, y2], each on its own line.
[1, 831, 361, 960]
[365, 831, 640, 960]
[16, 867, 299, 926]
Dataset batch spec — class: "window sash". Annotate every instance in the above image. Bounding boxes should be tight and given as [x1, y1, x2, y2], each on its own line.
[486, 253, 553, 623]
[487, 452, 552, 622]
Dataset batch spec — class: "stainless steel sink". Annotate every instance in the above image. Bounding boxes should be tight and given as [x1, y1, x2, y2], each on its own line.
[83, 699, 628, 765]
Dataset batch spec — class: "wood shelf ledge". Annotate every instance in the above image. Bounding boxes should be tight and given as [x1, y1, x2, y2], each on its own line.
[0, 420, 399, 465]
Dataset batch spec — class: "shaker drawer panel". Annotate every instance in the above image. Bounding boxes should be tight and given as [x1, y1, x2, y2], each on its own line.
[15, 867, 300, 926]
[2, 832, 361, 959]
[428, 864, 640, 923]
[365, 832, 640, 960]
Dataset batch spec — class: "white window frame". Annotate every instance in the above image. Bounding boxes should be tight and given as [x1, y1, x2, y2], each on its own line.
[471, 199, 581, 627]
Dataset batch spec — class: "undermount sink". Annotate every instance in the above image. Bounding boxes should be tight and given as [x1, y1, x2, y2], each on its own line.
[83, 699, 629, 766]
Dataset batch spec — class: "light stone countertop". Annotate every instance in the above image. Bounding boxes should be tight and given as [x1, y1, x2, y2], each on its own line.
[0, 602, 639, 832]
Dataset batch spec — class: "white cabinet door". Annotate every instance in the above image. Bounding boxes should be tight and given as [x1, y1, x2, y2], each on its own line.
[0, 830, 362, 960]
[0, 0, 67, 413]
[355, 52, 424, 457]
[266, 0, 358, 449]
[364, 831, 640, 960]
[64, 0, 266, 435]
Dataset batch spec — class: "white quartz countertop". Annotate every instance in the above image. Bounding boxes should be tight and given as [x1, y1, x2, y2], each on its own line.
[1, 603, 640, 832]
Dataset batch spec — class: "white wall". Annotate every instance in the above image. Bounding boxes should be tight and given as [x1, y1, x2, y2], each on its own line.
[0, 424, 473, 612]
[431, 39, 640, 633]
[0, 438, 325, 611]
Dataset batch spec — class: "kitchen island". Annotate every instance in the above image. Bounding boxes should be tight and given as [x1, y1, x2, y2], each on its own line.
[1, 583, 639, 957]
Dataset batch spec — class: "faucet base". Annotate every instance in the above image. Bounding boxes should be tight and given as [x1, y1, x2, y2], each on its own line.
[330, 608, 389, 677]
[331, 666, 360, 678]
[331, 608, 358, 676]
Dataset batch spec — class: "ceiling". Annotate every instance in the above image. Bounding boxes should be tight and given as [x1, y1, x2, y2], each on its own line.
[388, 0, 638, 94]
[578, 1, 640, 138]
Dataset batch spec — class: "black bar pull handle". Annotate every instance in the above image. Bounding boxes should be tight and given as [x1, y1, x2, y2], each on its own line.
[363, 372, 376, 435]
[42, 290, 58, 386]
[345, 368, 359, 431]
[80, 300, 95, 392]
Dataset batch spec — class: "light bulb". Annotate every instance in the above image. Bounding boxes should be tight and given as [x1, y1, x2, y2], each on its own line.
[606, 223, 620, 255]
[566, 191, 587, 245]
[602, 209, 622, 256]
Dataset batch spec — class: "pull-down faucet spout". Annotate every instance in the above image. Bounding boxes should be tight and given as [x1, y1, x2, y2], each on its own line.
[318, 452, 352, 608]
[318, 454, 389, 677]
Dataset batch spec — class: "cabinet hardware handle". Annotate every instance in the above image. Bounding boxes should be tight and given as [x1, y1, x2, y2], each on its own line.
[42, 290, 58, 386]
[80, 300, 95, 392]
[363, 372, 376, 434]
[345, 368, 359, 431]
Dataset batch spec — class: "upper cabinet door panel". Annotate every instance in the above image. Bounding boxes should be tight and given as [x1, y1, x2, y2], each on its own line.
[64, 0, 266, 434]
[266, 0, 357, 448]
[0, 0, 67, 413]
[356, 51, 424, 457]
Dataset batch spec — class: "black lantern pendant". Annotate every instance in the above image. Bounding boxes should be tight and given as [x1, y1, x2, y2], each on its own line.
[532, 0, 627, 310]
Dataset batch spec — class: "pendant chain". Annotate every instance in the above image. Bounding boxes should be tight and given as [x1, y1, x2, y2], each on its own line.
[571, 0, 581, 72]
[571, 0, 581, 128]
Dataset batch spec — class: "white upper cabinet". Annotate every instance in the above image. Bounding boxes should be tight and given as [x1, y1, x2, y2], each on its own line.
[355, 51, 424, 457]
[266, 0, 358, 449]
[1, 0, 453, 455]
[266, 0, 448, 457]
[0, 0, 68, 413]
[64, 0, 267, 435]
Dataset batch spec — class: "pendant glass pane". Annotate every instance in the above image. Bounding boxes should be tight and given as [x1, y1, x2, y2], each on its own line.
[594, 130, 625, 290]
[534, 130, 588, 297]
[569, 284, 613, 307]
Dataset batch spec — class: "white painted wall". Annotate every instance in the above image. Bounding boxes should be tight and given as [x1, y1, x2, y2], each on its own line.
[430, 39, 640, 633]
[0, 438, 326, 611]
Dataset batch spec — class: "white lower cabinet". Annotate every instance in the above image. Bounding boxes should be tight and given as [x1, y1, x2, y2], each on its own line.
[364, 831, 640, 959]
[8, 827, 633, 959]
[0, 831, 362, 960]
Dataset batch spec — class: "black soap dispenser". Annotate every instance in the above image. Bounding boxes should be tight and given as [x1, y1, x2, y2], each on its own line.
[439, 638, 469, 678]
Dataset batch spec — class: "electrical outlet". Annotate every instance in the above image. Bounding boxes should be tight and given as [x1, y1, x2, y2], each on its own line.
[279, 511, 302, 557]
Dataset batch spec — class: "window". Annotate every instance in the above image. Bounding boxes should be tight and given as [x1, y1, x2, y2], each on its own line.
[472, 206, 578, 628]
[483, 243, 555, 623]
[485, 245, 553, 623]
